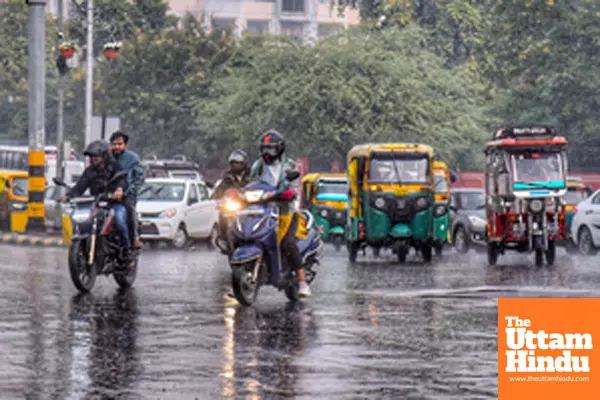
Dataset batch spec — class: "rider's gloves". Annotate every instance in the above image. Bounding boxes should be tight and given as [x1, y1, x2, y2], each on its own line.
[280, 189, 296, 201]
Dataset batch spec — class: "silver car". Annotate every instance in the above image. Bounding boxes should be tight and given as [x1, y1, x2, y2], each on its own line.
[44, 185, 69, 230]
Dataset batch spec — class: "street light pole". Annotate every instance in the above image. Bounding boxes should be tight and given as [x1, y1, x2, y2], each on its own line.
[56, 0, 65, 180]
[84, 0, 94, 148]
[26, 0, 47, 233]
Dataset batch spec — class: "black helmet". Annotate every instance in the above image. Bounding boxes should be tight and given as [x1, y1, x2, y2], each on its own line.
[259, 129, 285, 165]
[83, 140, 110, 158]
[228, 149, 248, 173]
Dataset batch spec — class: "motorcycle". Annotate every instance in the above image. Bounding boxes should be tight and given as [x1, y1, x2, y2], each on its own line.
[53, 171, 139, 293]
[226, 170, 323, 306]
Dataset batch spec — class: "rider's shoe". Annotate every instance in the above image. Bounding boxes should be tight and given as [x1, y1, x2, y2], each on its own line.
[134, 239, 143, 249]
[298, 281, 312, 297]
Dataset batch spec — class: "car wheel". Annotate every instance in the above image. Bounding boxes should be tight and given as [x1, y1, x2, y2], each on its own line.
[578, 226, 597, 255]
[171, 225, 189, 249]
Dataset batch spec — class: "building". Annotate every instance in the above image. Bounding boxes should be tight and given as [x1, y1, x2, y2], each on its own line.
[167, 0, 360, 41]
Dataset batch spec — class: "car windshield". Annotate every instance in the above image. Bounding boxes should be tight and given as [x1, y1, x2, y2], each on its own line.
[563, 189, 591, 204]
[512, 152, 563, 183]
[138, 182, 186, 202]
[317, 181, 348, 195]
[171, 172, 199, 180]
[12, 178, 28, 196]
[368, 157, 429, 184]
[434, 172, 449, 194]
[459, 192, 485, 210]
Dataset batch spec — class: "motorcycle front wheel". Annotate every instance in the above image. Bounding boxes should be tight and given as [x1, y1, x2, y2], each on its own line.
[68, 239, 97, 293]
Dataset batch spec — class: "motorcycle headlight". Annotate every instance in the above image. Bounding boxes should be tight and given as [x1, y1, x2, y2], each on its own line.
[434, 204, 447, 217]
[374, 197, 386, 209]
[468, 215, 487, 227]
[159, 208, 177, 218]
[224, 198, 242, 212]
[529, 199, 544, 213]
[415, 197, 428, 210]
[72, 210, 91, 222]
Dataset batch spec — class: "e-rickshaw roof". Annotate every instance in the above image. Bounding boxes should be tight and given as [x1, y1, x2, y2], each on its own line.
[485, 126, 567, 150]
[347, 143, 434, 164]
[432, 160, 449, 172]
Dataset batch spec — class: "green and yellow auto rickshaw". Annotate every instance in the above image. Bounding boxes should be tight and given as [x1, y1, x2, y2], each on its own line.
[562, 176, 593, 252]
[432, 160, 456, 256]
[346, 143, 436, 263]
[301, 173, 348, 251]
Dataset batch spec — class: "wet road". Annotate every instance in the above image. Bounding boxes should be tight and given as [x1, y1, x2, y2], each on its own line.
[1, 244, 599, 399]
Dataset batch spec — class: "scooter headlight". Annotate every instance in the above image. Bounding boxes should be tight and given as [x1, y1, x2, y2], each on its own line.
[244, 190, 264, 203]
[529, 199, 544, 213]
[224, 198, 242, 212]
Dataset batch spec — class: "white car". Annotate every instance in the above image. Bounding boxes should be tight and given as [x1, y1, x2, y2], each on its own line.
[136, 178, 219, 249]
[570, 189, 600, 255]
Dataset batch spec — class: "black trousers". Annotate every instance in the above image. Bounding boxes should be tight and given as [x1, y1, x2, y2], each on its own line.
[124, 195, 138, 245]
[281, 213, 303, 271]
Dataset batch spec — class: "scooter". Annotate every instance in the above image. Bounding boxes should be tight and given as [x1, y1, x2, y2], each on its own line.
[228, 171, 323, 306]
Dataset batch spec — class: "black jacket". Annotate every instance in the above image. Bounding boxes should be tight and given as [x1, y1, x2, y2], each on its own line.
[211, 169, 250, 200]
[67, 157, 127, 199]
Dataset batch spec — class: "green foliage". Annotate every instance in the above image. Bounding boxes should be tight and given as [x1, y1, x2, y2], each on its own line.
[197, 27, 494, 169]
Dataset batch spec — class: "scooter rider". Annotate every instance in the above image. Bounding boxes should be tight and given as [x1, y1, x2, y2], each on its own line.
[59, 140, 133, 267]
[211, 149, 251, 254]
[250, 129, 311, 297]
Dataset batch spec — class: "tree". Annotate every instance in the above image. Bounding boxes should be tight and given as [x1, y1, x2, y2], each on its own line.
[197, 27, 495, 169]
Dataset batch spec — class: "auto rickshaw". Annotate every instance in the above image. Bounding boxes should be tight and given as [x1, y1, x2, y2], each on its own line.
[0, 170, 29, 232]
[432, 160, 456, 256]
[562, 176, 593, 252]
[301, 173, 348, 250]
[484, 126, 568, 266]
[346, 143, 436, 263]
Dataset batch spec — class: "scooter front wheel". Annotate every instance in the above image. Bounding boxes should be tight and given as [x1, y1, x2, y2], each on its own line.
[232, 266, 259, 306]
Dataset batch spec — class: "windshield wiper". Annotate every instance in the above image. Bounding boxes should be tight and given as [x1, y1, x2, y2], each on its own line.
[391, 161, 403, 184]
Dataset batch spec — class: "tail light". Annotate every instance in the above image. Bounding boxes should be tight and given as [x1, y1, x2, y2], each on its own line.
[358, 221, 365, 240]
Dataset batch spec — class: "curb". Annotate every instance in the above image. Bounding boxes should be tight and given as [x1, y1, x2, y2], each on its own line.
[0, 233, 64, 247]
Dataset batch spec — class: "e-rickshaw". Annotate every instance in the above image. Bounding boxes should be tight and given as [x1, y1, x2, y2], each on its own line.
[301, 173, 348, 250]
[432, 160, 456, 256]
[562, 176, 593, 252]
[346, 143, 436, 263]
[0, 171, 29, 232]
[484, 127, 568, 266]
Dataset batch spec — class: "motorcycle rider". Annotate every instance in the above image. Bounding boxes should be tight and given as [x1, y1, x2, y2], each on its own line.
[250, 129, 311, 297]
[59, 140, 133, 267]
[110, 131, 145, 249]
[211, 150, 251, 254]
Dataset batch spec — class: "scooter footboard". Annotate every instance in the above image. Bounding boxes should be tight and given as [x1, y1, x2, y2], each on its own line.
[230, 245, 263, 265]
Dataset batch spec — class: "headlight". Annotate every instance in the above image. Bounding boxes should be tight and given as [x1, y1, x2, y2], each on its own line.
[415, 197, 428, 210]
[374, 198, 386, 209]
[320, 209, 328, 217]
[159, 208, 177, 218]
[529, 199, 544, 213]
[244, 190, 264, 202]
[434, 204, 447, 217]
[224, 199, 242, 212]
[468, 215, 487, 226]
[336, 211, 344, 219]
[71, 209, 90, 222]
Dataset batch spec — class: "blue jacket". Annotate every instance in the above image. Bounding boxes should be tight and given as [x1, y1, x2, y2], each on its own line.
[114, 150, 145, 197]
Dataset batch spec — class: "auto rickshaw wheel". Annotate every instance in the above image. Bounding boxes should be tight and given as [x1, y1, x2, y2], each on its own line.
[545, 240, 556, 266]
[421, 244, 433, 263]
[487, 243, 499, 266]
[397, 247, 407, 264]
[434, 242, 443, 257]
[348, 241, 358, 263]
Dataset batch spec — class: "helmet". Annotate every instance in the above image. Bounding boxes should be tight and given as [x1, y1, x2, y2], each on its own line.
[259, 130, 285, 165]
[228, 149, 248, 173]
[83, 140, 110, 158]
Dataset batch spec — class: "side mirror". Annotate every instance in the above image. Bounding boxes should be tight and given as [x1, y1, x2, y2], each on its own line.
[449, 170, 457, 183]
[53, 177, 66, 186]
[285, 170, 300, 181]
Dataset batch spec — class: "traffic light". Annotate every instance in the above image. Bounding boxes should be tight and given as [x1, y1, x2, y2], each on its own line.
[56, 54, 69, 75]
